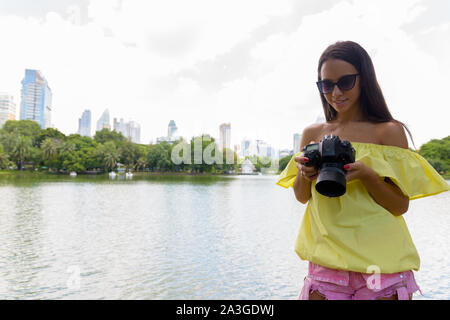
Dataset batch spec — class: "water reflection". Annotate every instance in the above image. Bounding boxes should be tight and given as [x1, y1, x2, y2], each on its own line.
[0, 175, 448, 299]
[10, 187, 44, 298]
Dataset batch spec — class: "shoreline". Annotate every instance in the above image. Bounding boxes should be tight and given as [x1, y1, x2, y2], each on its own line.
[0, 170, 276, 177]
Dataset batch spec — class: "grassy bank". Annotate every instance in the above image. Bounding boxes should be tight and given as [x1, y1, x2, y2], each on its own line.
[0, 170, 48, 176]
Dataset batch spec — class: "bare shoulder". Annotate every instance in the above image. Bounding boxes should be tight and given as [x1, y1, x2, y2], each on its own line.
[376, 121, 408, 149]
[301, 123, 325, 145]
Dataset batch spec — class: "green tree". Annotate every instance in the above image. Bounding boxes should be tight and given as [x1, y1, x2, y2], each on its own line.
[427, 158, 446, 173]
[119, 140, 141, 170]
[59, 141, 76, 154]
[41, 138, 62, 170]
[29, 147, 42, 170]
[84, 147, 102, 170]
[11, 135, 33, 170]
[135, 144, 149, 171]
[100, 141, 120, 171]
[35, 128, 66, 147]
[2, 120, 41, 145]
[420, 136, 450, 175]
[243, 155, 271, 172]
[278, 155, 292, 173]
[218, 147, 238, 173]
[135, 157, 147, 171]
[147, 142, 172, 172]
[189, 135, 218, 173]
[60, 150, 86, 173]
[41, 138, 60, 160]
[64, 134, 102, 171]
[0, 144, 10, 169]
[94, 129, 125, 145]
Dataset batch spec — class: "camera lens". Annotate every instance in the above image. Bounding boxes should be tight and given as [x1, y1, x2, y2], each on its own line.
[315, 166, 346, 197]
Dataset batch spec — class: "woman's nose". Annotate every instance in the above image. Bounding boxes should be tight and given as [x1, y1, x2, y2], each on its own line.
[332, 84, 343, 97]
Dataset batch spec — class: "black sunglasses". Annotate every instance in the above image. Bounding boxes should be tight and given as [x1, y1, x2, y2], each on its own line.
[316, 74, 359, 94]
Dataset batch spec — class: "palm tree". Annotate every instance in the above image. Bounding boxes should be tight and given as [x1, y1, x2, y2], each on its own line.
[59, 141, 76, 154]
[0, 145, 10, 169]
[134, 157, 147, 171]
[41, 138, 60, 160]
[103, 141, 120, 171]
[11, 135, 32, 170]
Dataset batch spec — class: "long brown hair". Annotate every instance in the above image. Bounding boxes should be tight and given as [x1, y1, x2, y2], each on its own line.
[317, 41, 415, 148]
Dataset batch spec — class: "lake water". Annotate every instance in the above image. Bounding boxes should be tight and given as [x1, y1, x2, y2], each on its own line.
[0, 174, 448, 300]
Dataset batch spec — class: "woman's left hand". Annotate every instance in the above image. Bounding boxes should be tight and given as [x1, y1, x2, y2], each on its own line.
[344, 161, 375, 182]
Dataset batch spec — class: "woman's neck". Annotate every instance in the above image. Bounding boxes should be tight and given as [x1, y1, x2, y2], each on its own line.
[334, 104, 365, 124]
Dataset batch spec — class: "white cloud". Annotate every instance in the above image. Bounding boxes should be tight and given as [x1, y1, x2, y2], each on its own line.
[216, 0, 450, 148]
[0, 0, 448, 150]
[87, 0, 294, 68]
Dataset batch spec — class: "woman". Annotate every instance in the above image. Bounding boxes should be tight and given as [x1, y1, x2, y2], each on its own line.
[276, 41, 449, 300]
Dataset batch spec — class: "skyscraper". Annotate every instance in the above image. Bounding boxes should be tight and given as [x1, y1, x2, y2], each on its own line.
[20, 69, 52, 128]
[219, 123, 231, 151]
[113, 117, 141, 143]
[293, 133, 302, 154]
[241, 138, 255, 157]
[78, 109, 91, 137]
[128, 120, 141, 144]
[0, 93, 16, 128]
[96, 108, 110, 132]
[168, 120, 177, 137]
[157, 120, 181, 144]
[256, 139, 269, 157]
[114, 117, 125, 134]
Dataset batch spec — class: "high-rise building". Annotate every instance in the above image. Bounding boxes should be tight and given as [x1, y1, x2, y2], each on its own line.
[168, 120, 177, 137]
[78, 109, 91, 137]
[113, 117, 118, 131]
[113, 117, 141, 143]
[20, 69, 52, 128]
[114, 117, 125, 134]
[128, 121, 141, 144]
[157, 120, 181, 144]
[96, 108, 110, 132]
[219, 123, 231, 151]
[293, 133, 302, 154]
[266, 145, 276, 159]
[241, 138, 252, 157]
[0, 93, 16, 128]
[256, 140, 270, 158]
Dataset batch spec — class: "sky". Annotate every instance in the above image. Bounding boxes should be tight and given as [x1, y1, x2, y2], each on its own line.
[0, 0, 449, 150]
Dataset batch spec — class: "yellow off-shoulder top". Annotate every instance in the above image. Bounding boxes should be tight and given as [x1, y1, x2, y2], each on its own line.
[276, 142, 450, 274]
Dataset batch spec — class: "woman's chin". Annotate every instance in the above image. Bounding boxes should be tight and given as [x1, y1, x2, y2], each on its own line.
[332, 100, 355, 113]
[332, 104, 347, 112]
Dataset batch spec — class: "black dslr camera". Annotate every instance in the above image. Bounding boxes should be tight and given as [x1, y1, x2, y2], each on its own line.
[302, 135, 355, 197]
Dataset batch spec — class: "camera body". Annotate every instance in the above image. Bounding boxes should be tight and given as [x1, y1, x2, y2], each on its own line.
[302, 135, 355, 197]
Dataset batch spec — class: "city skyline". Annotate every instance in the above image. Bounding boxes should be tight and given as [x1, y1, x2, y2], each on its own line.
[3, 70, 295, 157]
[1, 83, 285, 157]
[0, 1, 449, 150]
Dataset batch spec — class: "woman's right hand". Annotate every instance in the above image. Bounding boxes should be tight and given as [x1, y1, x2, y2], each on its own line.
[295, 141, 319, 181]
[294, 156, 318, 181]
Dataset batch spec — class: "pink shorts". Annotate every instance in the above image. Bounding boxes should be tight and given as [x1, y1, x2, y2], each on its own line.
[299, 262, 422, 300]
